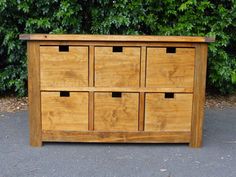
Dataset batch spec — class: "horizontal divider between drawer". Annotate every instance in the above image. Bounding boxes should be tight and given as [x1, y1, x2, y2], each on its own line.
[40, 87, 193, 93]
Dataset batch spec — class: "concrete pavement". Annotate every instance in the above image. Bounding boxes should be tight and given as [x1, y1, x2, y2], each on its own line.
[0, 108, 235, 177]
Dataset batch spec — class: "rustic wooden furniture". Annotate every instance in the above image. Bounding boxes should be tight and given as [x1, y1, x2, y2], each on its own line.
[19, 34, 214, 148]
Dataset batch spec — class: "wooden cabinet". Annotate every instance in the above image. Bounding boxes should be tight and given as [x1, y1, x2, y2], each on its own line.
[20, 34, 214, 147]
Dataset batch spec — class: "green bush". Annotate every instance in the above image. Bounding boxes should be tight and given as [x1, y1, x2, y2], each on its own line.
[0, 0, 235, 96]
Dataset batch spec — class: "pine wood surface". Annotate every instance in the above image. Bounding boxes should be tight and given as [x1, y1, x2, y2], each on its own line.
[145, 93, 193, 132]
[27, 41, 42, 147]
[146, 48, 195, 88]
[95, 47, 140, 87]
[40, 46, 88, 90]
[190, 44, 208, 148]
[42, 130, 191, 143]
[20, 34, 214, 147]
[41, 92, 88, 131]
[20, 34, 215, 42]
[94, 92, 139, 131]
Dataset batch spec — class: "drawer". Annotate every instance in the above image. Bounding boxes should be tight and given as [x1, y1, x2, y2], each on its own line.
[146, 47, 195, 88]
[94, 92, 139, 131]
[41, 91, 88, 131]
[40, 46, 88, 90]
[145, 93, 192, 132]
[95, 47, 141, 87]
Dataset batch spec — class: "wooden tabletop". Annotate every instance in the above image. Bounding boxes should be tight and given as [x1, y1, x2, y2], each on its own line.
[19, 34, 215, 43]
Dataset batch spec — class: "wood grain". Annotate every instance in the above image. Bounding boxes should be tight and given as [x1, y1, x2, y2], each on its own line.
[21, 34, 212, 147]
[88, 92, 94, 130]
[20, 34, 215, 43]
[89, 45, 94, 87]
[42, 130, 190, 143]
[190, 44, 208, 148]
[95, 47, 141, 87]
[27, 41, 42, 147]
[146, 48, 195, 88]
[94, 92, 139, 131]
[41, 92, 88, 131]
[40, 46, 88, 90]
[140, 46, 146, 87]
[37, 41, 196, 47]
[40, 87, 193, 93]
[145, 93, 193, 132]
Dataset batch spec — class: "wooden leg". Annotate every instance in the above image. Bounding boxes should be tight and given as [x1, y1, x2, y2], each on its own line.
[27, 41, 42, 147]
[190, 44, 208, 148]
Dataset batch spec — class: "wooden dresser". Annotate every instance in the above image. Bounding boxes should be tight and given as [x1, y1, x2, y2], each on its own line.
[20, 34, 214, 148]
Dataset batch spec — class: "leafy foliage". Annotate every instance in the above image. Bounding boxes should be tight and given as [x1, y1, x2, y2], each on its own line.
[0, 0, 235, 96]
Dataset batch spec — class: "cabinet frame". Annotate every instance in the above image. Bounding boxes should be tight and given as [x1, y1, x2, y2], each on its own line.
[21, 35, 214, 148]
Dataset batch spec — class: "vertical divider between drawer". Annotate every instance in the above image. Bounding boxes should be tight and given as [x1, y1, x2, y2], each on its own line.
[89, 45, 94, 87]
[88, 45, 95, 131]
[139, 46, 146, 131]
[88, 91, 94, 131]
[140, 46, 147, 87]
[138, 92, 145, 131]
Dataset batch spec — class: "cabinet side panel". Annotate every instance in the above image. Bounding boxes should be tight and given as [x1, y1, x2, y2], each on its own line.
[190, 43, 208, 148]
[27, 41, 42, 147]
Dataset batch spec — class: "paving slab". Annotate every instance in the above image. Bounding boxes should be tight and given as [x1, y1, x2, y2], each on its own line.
[0, 108, 235, 177]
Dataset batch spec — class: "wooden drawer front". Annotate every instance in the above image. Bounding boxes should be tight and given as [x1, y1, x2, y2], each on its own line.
[95, 47, 141, 87]
[94, 92, 139, 131]
[146, 47, 195, 88]
[41, 92, 88, 131]
[40, 46, 88, 90]
[145, 93, 193, 132]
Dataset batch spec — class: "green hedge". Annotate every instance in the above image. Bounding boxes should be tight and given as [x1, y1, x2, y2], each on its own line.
[0, 0, 235, 96]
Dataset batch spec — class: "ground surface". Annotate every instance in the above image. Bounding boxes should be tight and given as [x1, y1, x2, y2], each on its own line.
[0, 109, 235, 177]
[0, 97, 28, 112]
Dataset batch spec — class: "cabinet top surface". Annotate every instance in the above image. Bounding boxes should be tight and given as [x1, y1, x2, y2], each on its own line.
[19, 34, 215, 43]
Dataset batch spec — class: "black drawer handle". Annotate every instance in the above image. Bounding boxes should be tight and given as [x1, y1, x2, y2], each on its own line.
[164, 92, 174, 99]
[113, 46, 123, 52]
[59, 45, 69, 52]
[166, 47, 176, 53]
[112, 92, 122, 98]
[60, 91, 70, 97]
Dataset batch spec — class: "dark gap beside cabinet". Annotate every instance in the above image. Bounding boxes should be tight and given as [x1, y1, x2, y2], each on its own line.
[164, 92, 174, 99]
[60, 91, 70, 97]
[59, 45, 69, 52]
[166, 47, 176, 53]
[112, 92, 122, 98]
[113, 46, 123, 52]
